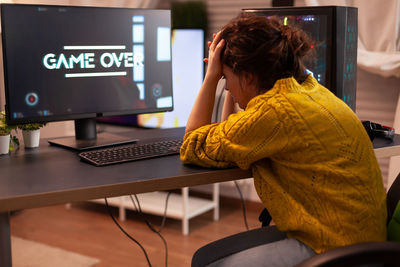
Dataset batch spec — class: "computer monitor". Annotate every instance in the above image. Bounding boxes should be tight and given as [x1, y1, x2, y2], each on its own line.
[243, 6, 358, 111]
[138, 29, 204, 128]
[1, 4, 173, 150]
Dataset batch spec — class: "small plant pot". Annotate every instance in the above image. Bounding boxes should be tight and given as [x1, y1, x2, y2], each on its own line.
[22, 129, 40, 148]
[0, 134, 10, 154]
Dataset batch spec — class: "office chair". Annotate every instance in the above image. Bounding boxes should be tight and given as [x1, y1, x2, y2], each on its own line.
[191, 172, 400, 267]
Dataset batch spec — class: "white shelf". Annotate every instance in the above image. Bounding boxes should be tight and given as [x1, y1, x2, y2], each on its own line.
[91, 191, 216, 219]
[89, 185, 220, 235]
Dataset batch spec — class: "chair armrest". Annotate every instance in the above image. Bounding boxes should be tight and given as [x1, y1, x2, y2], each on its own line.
[296, 241, 400, 267]
[192, 226, 286, 267]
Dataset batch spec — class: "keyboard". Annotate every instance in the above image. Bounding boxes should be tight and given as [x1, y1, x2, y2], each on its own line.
[79, 138, 183, 166]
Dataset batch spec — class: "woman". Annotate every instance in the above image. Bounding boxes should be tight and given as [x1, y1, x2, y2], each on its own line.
[180, 13, 386, 266]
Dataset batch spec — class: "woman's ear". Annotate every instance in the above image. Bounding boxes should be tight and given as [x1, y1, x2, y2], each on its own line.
[244, 72, 256, 86]
[241, 72, 258, 91]
[240, 72, 261, 100]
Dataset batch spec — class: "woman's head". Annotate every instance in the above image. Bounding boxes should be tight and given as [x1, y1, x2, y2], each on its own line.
[220, 13, 312, 94]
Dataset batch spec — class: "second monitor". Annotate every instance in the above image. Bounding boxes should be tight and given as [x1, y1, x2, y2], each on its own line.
[99, 28, 205, 129]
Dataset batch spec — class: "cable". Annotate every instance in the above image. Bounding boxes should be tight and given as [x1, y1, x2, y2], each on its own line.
[157, 192, 172, 233]
[129, 193, 171, 233]
[104, 198, 152, 267]
[130, 194, 169, 267]
[234, 181, 249, 230]
[130, 193, 171, 267]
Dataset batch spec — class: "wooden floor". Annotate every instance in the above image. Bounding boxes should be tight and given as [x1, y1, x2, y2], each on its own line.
[10, 196, 263, 267]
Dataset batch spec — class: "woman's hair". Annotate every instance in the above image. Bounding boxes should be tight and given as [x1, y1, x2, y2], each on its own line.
[220, 13, 313, 93]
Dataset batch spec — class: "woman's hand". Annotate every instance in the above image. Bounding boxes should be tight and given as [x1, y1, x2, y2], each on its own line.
[204, 32, 225, 82]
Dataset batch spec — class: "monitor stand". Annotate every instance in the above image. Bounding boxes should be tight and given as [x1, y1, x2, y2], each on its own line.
[48, 118, 137, 151]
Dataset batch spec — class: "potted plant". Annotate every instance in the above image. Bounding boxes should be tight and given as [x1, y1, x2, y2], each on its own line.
[0, 111, 18, 154]
[18, 123, 46, 148]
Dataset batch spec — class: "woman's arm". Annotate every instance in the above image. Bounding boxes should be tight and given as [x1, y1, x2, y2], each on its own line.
[221, 91, 236, 122]
[185, 32, 225, 133]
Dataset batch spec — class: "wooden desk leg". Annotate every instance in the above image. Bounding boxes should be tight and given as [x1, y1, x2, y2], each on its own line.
[0, 212, 12, 267]
[213, 183, 220, 221]
[119, 196, 126, 222]
[182, 187, 189, 235]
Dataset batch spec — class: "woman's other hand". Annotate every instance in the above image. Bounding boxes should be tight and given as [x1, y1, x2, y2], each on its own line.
[204, 32, 225, 82]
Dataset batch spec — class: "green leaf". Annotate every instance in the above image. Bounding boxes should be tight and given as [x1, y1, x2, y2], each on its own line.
[9, 134, 19, 151]
[17, 123, 46, 131]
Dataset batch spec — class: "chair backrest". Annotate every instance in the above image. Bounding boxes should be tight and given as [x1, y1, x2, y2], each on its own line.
[387, 172, 400, 242]
[387, 172, 400, 220]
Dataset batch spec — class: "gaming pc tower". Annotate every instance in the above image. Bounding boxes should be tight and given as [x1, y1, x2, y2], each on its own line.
[244, 6, 358, 111]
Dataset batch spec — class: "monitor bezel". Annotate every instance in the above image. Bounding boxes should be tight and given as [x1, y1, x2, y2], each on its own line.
[1, 3, 173, 126]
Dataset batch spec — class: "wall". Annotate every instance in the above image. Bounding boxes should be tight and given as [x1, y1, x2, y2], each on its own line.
[206, 0, 273, 36]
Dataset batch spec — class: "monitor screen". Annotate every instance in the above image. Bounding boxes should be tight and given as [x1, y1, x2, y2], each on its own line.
[1, 4, 173, 149]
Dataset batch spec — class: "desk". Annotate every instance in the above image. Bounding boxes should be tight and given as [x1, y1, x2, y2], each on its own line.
[1, 128, 399, 266]
[372, 134, 400, 158]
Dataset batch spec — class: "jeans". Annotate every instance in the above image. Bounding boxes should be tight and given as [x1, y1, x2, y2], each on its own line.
[208, 238, 316, 267]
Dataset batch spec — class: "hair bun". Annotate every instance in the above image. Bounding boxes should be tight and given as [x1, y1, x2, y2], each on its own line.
[279, 25, 311, 58]
[280, 25, 291, 40]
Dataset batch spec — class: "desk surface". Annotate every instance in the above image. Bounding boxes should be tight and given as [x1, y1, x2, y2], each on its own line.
[0, 127, 251, 213]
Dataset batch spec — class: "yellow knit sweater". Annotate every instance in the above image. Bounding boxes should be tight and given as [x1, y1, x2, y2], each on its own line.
[180, 76, 387, 254]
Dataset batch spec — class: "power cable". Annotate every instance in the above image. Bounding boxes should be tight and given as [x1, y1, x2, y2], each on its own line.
[234, 181, 249, 230]
[104, 197, 152, 267]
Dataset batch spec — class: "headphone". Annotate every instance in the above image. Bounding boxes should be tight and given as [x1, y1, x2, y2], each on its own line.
[362, 121, 395, 141]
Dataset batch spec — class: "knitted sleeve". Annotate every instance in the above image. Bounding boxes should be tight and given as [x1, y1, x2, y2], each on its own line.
[180, 100, 288, 169]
